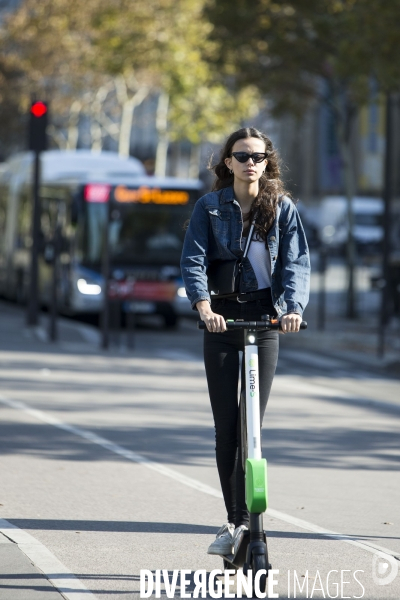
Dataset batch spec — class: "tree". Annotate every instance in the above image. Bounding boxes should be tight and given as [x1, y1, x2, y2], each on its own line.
[88, 0, 261, 174]
[0, 0, 102, 149]
[204, 0, 400, 317]
[0, 54, 25, 156]
[1, 0, 261, 170]
[0, 0, 156, 153]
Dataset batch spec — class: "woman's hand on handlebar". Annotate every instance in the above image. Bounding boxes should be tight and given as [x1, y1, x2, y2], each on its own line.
[281, 312, 302, 334]
[196, 300, 226, 333]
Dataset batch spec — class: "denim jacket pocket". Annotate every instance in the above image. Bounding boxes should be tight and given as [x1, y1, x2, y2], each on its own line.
[208, 209, 231, 239]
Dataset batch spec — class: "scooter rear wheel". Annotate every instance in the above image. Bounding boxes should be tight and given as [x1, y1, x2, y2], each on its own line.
[223, 558, 237, 573]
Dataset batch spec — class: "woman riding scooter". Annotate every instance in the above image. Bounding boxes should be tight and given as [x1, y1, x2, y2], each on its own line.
[180, 127, 310, 555]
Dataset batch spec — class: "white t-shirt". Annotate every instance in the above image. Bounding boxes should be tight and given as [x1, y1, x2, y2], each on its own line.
[241, 236, 271, 289]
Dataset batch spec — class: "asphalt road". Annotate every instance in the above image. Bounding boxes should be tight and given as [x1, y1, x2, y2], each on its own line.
[0, 304, 399, 600]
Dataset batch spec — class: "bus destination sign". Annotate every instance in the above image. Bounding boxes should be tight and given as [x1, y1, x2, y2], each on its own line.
[114, 185, 189, 205]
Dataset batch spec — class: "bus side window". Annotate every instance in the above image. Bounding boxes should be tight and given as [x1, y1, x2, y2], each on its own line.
[71, 192, 80, 226]
[17, 189, 32, 249]
[40, 198, 52, 242]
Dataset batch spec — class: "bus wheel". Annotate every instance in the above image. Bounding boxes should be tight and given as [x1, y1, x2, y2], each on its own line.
[16, 272, 26, 304]
[163, 313, 178, 329]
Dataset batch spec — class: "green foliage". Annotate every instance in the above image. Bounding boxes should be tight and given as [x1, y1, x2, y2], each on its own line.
[204, 0, 400, 114]
[0, 0, 260, 149]
[1, 0, 101, 113]
[90, 0, 260, 142]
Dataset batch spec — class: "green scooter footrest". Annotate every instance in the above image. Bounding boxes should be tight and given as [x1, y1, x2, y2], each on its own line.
[245, 458, 268, 513]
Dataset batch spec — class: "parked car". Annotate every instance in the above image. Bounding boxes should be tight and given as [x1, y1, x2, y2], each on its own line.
[317, 196, 383, 255]
[296, 203, 321, 250]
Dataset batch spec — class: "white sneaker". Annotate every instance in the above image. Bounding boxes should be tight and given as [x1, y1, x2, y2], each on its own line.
[232, 525, 248, 556]
[207, 523, 235, 555]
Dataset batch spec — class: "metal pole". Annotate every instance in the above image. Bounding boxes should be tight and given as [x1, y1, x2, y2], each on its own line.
[101, 201, 110, 349]
[346, 203, 356, 319]
[317, 245, 327, 331]
[49, 224, 60, 342]
[126, 309, 135, 349]
[27, 150, 41, 326]
[378, 93, 394, 358]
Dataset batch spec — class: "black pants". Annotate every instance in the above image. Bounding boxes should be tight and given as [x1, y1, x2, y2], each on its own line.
[203, 290, 279, 527]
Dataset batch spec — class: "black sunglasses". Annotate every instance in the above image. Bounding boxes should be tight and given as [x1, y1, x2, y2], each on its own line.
[231, 152, 268, 164]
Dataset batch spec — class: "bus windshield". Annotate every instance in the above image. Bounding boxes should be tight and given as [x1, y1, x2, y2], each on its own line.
[81, 192, 194, 268]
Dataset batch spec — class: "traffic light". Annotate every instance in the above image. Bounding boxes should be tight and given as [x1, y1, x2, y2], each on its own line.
[29, 100, 48, 152]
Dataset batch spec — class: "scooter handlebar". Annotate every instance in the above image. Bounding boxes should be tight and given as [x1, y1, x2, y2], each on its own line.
[197, 319, 307, 330]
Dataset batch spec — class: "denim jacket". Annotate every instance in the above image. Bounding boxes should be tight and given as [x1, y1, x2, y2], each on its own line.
[180, 186, 310, 317]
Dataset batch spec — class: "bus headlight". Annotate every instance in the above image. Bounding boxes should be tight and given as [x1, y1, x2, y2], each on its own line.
[77, 278, 101, 295]
[177, 287, 187, 297]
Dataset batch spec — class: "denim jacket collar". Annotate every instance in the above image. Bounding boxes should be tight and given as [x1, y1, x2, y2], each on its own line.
[219, 186, 236, 204]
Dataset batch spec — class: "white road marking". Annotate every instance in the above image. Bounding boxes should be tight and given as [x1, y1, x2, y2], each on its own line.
[0, 517, 97, 600]
[0, 395, 221, 499]
[267, 509, 400, 559]
[1, 393, 399, 568]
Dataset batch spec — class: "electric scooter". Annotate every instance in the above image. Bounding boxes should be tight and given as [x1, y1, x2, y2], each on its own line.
[198, 314, 307, 594]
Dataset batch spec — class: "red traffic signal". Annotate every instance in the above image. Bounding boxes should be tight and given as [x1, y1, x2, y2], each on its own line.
[28, 100, 48, 152]
[30, 101, 48, 118]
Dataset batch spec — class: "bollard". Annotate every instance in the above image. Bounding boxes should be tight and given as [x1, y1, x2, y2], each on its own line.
[101, 202, 111, 350]
[48, 224, 61, 342]
[317, 245, 327, 331]
[125, 303, 136, 349]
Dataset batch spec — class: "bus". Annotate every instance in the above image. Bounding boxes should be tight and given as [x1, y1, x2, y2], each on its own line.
[0, 150, 202, 327]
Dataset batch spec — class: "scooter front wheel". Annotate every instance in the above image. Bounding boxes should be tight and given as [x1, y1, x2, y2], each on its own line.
[251, 553, 267, 595]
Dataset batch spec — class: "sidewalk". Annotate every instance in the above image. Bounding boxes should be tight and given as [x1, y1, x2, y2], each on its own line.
[281, 306, 400, 376]
[0, 298, 398, 376]
[0, 533, 62, 600]
[287, 256, 400, 376]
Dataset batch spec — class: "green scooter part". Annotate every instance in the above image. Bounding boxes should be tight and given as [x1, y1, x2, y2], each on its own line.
[245, 458, 268, 513]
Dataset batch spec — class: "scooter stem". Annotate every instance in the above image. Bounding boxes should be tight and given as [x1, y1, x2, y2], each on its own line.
[244, 329, 262, 461]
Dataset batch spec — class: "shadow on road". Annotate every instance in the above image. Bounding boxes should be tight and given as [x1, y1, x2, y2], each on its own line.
[0, 413, 399, 471]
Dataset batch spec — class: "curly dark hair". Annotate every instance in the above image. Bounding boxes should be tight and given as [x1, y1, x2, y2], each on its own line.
[210, 127, 289, 241]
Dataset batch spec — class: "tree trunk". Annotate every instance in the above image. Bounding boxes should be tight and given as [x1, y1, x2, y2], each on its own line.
[90, 120, 103, 152]
[118, 87, 149, 158]
[90, 83, 114, 152]
[338, 135, 357, 318]
[379, 92, 395, 356]
[66, 100, 82, 150]
[189, 144, 201, 179]
[334, 95, 358, 319]
[155, 92, 169, 177]
[118, 101, 134, 158]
